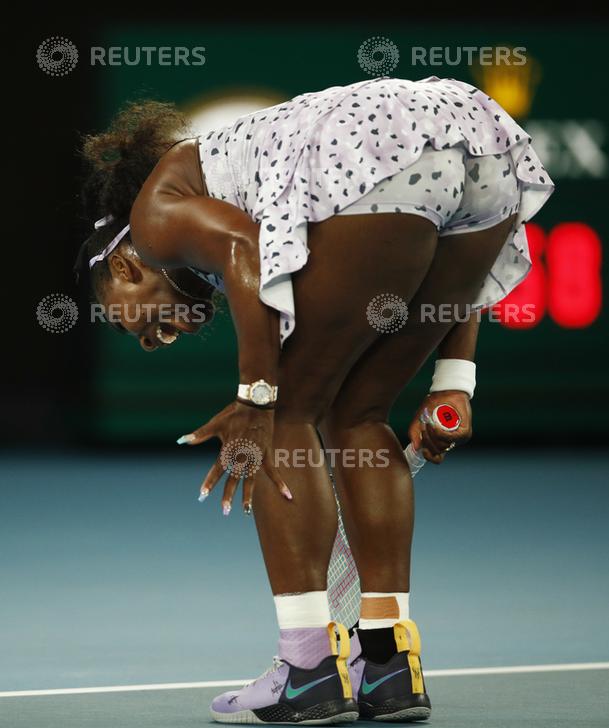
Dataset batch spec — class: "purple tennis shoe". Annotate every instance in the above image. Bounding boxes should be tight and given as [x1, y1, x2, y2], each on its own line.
[210, 623, 359, 724]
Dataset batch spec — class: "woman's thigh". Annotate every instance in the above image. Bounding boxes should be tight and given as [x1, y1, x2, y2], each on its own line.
[275, 212, 438, 423]
[326, 214, 518, 426]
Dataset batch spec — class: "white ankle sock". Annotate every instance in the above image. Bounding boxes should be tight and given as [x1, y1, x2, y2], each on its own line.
[274, 591, 331, 629]
[359, 592, 409, 629]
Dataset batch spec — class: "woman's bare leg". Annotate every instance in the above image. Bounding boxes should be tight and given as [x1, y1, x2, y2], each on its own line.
[321, 216, 518, 597]
[252, 214, 439, 595]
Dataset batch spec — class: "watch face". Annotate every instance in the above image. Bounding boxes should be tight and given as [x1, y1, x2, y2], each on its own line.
[251, 383, 271, 405]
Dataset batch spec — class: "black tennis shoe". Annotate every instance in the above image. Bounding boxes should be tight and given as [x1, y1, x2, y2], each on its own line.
[349, 620, 431, 722]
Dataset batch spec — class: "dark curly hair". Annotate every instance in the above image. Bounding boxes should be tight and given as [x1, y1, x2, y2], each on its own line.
[81, 99, 190, 222]
[76, 100, 190, 295]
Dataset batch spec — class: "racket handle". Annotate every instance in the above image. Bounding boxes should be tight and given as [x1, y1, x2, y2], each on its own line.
[404, 403, 462, 477]
[405, 442, 426, 477]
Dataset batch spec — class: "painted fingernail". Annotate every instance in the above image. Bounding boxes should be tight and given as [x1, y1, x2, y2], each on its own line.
[281, 485, 293, 501]
[222, 503, 232, 516]
[198, 489, 209, 502]
[177, 434, 195, 445]
[244, 503, 253, 516]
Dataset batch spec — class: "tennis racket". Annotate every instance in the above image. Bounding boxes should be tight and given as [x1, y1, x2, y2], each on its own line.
[327, 403, 461, 627]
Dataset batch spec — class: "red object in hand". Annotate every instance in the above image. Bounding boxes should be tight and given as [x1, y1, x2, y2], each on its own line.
[432, 404, 461, 431]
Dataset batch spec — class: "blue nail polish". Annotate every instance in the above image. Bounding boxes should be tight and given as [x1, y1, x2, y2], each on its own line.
[177, 435, 193, 445]
[198, 489, 209, 503]
[222, 503, 231, 516]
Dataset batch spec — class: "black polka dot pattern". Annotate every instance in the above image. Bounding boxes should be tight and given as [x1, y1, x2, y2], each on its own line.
[335, 146, 538, 308]
[198, 75, 554, 343]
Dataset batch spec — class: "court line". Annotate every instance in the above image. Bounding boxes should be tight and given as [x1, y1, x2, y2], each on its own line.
[1, 662, 608, 698]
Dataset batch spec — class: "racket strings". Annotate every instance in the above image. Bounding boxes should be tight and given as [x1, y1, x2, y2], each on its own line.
[327, 471, 361, 629]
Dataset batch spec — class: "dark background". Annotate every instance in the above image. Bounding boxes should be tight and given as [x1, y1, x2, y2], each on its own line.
[7, 13, 609, 450]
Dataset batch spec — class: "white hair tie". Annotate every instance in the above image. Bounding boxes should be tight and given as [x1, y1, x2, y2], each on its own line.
[88, 215, 130, 269]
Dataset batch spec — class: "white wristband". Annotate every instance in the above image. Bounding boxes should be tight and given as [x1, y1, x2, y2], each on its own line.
[430, 359, 476, 399]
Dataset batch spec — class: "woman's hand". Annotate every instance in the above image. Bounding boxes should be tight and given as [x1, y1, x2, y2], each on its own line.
[178, 401, 292, 514]
[407, 391, 472, 464]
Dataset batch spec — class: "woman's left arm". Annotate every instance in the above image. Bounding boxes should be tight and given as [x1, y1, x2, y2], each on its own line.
[408, 316, 479, 463]
[130, 194, 289, 511]
[436, 314, 479, 361]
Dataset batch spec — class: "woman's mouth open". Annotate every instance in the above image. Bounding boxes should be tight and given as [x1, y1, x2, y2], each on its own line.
[156, 324, 180, 346]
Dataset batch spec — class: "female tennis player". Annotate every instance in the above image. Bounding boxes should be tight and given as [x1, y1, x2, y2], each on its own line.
[76, 76, 553, 724]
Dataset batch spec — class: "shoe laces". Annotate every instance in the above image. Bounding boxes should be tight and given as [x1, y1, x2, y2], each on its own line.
[249, 656, 284, 685]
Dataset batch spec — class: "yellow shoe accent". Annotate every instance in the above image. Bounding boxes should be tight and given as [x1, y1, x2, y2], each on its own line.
[394, 620, 424, 695]
[327, 621, 353, 699]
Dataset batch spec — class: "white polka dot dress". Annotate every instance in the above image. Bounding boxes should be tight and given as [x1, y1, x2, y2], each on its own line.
[198, 76, 554, 344]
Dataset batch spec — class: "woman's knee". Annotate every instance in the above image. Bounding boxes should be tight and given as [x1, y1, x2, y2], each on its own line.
[321, 400, 390, 444]
[275, 391, 333, 429]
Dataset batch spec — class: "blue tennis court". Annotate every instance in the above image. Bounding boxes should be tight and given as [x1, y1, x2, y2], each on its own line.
[2, 451, 607, 725]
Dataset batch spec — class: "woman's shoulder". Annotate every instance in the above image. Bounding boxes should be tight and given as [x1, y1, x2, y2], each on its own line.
[130, 139, 205, 259]
[149, 138, 205, 197]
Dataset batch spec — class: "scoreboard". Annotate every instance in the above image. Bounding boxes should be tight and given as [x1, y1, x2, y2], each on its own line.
[492, 223, 602, 330]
